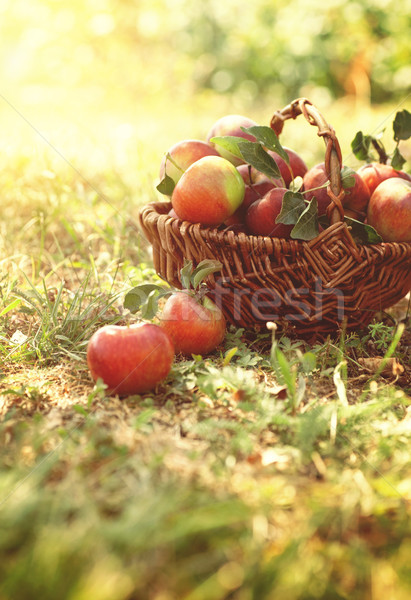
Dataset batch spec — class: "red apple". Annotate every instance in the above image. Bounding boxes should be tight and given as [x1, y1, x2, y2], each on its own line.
[206, 114, 258, 166]
[159, 291, 226, 356]
[342, 170, 370, 213]
[357, 162, 411, 196]
[245, 187, 294, 238]
[224, 164, 278, 226]
[87, 323, 174, 396]
[237, 164, 280, 209]
[172, 155, 245, 226]
[267, 147, 308, 187]
[367, 177, 411, 242]
[302, 163, 333, 216]
[159, 139, 219, 188]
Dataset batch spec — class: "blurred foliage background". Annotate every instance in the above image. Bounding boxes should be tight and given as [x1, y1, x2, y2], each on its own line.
[0, 0, 410, 177]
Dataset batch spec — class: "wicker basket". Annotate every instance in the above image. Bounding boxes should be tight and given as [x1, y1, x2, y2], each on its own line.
[139, 98, 411, 340]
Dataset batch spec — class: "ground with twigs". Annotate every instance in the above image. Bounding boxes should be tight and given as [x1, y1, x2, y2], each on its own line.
[1, 102, 411, 600]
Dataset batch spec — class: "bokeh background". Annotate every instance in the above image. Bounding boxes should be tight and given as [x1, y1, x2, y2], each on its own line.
[0, 0, 410, 186]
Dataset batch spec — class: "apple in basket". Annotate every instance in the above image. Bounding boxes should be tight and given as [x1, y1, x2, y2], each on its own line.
[159, 139, 220, 188]
[342, 170, 370, 214]
[206, 114, 258, 166]
[267, 147, 308, 187]
[367, 177, 411, 242]
[172, 155, 245, 226]
[357, 162, 411, 196]
[245, 187, 294, 237]
[87, 323, 174, 396]
[225, 164, 279, 226]
[302, 163, 335, 216]
[303, 162, 370, 216]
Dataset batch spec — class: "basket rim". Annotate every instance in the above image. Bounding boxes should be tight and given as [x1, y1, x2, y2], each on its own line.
[139, 200, 411, 252]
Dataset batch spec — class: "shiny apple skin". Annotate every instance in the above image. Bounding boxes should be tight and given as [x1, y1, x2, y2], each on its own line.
[159, 292, 226, 356]
[245, 187, 294, 238]
[87, 323, 174, 396]
[172, 155, 245, 226]
[357, 162, 411, 196]
[367, 177, 411, 242]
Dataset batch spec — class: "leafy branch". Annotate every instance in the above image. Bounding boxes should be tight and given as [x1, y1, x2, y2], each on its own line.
[351, 109, 411, 170]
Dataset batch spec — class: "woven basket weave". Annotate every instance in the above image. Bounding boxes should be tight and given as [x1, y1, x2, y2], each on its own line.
[139, 98, 411, 339]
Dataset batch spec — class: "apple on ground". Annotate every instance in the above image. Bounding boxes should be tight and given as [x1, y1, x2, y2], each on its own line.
[159, 139, 220, 188]
[172, 155, 245, 226]
[159, 291, 226, 356]
[206, 114, 258, 166]
[267, 147, 308, 187]
[367, 177, 411, 242]
[87, 323, 174, 396]
[357, 162, 411, 196]
[245, 187, 294, 238]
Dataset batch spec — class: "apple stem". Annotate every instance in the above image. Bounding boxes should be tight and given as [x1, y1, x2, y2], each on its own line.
[371, 139, 389, 165]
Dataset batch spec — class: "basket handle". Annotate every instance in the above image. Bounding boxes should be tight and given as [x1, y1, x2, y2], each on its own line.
[270, 97, 346, 227]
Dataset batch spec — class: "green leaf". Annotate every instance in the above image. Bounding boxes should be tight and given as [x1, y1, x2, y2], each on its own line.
[301, 351, 317, 374]
[209, 136, 245, 160]
[344, 217, 383, 244]
[272, 345, 296, 397]
[391, 146, 406, 170]
[241, 125, 289, 162]
[180, 259, 194, 290]
[393, 109, 411, 141]
[0, 298, 22, 317]
[124, 284, 168, 313]
[290, 197, 319, 241]
[237, 141, 281, 178]
[351, 131, 372, 161]
[191, 260, 223, 290]
[275, 191, 306, 225]
[156, 174, 175, 196]
[289, 176, 303, 193]
[141, 289, 163, 320]
[341, 166, 356, 189]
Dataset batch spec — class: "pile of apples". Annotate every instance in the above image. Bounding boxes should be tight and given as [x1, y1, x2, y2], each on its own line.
[86, 110, 411, 398]
[157, 113, 411, 243]
[87, 260, 227, 396]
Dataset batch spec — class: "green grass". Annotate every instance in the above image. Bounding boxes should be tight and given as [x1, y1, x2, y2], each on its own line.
[1, 92, 411, 599]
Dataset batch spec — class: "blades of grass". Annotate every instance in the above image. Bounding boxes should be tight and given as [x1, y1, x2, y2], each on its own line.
[360, 323, 406, 400]
[0, 298, 22, 317]
[333, 361, 348, 406]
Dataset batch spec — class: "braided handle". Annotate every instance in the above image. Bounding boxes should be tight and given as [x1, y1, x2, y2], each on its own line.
[270, 97, 346, 226]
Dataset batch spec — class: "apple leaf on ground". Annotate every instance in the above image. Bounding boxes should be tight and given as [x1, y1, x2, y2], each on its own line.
[124, 283, 172, 318]
[276, 191, 306, 225]
[344, 217, 383, 244]
[191, 260, 223, 290]
[180, 260, 194, 290]
[393, 109, 411, 141]
[156, 174, 175, 196]
[290, 197, 319, 241]
[237, 141, 281, 178]
[240, 125, 289, 162]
